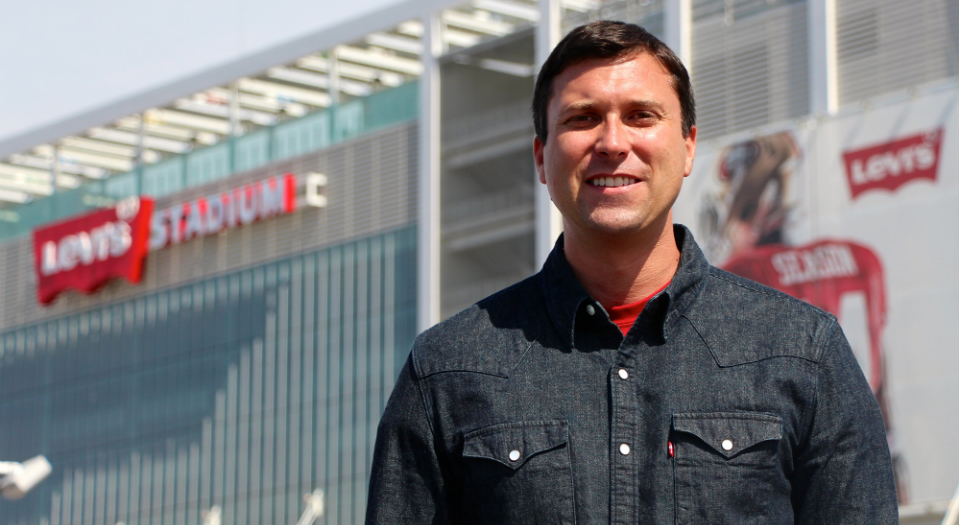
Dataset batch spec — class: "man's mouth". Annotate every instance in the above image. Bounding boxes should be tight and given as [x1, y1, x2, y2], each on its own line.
[587, 176, 640, 188]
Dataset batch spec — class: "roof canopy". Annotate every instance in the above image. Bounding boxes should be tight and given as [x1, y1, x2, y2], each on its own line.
[0, 0, 602, 205]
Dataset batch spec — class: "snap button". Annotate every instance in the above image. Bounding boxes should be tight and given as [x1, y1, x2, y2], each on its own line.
[619, 443, 630, 455]
[721, 439, 733, 451]
[586, 304, 596, 316]
[618, 369, 628, 380]
[509, 450, 521, 461]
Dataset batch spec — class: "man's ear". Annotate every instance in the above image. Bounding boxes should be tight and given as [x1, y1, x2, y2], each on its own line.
[684, 125, 697, 178]
[534, 136, 547, 184]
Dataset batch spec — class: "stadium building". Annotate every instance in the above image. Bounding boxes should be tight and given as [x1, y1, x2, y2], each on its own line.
[1, 0, 958, 523]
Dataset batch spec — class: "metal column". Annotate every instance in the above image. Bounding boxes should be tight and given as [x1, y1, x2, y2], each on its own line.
[329, 47, 341, 106]
[809, 0, 838, 115]
[534, 0, 564, 269]
[664, 0, 692, 70]
[135, 112, 146, 195]
[418, 12, 443, 331]
[50, 146, 60, 195]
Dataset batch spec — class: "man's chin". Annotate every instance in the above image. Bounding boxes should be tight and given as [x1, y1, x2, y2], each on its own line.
[573, 210, 675, 239]
[579, 219, 651, 238]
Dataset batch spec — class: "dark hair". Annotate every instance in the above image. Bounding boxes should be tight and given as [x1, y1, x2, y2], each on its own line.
[532, 21, 696, 142]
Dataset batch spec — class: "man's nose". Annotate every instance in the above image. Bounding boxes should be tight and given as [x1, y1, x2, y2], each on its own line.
[596, 119, 629, 158]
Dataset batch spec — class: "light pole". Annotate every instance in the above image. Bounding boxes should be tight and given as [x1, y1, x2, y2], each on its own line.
[201, 505, 221, 525]
[943, 478, 959, 525]
[0, 455, 52, 501]
[295, 489, 324, 525]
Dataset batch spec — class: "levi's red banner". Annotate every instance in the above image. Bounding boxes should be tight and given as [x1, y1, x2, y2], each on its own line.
[33, 196, 154, 305]
[842, 127, 943, 199]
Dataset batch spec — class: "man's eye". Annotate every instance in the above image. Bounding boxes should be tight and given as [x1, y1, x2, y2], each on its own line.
[565, 114, 597, 124]
[630, 111, 656, 121]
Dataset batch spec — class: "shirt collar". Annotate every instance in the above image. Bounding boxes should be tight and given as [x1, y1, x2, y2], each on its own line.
[539, 224, 710, 348]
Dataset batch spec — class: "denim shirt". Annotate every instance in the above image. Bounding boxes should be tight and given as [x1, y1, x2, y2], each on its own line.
[367, 225, 898, 524]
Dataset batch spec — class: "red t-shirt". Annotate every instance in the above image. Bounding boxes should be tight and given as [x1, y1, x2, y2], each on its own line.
[607, 282, 671, 336]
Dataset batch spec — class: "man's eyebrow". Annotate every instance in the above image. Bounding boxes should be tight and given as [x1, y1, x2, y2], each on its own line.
[559, 99, 666, 113]
[630, 99, 664, 108]
[560, 101, 598, 113]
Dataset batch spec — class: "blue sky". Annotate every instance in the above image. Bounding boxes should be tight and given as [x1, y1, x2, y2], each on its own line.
[0, 0, 404, 142]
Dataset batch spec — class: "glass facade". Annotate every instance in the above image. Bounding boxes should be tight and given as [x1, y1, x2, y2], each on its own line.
[0, 225, 417, 525]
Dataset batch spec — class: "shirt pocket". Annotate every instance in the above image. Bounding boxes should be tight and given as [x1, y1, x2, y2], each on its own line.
[461, 420, 575, 525]
[671, 412, 790, 525]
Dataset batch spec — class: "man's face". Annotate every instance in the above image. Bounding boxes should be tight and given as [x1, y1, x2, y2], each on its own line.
[534, 52, 697, 239]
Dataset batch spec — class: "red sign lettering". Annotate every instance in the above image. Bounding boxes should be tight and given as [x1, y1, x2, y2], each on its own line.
[842, 128, 942, 199]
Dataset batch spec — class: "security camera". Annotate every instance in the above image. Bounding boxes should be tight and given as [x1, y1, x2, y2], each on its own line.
[0, 455, 52, 501]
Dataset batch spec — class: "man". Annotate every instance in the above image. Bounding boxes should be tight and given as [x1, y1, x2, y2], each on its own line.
[367, 21, 898, 524]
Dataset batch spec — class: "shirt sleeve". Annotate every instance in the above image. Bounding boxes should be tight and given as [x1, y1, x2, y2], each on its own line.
[366, 354, 452, 524]
[791, 319, 899, 524]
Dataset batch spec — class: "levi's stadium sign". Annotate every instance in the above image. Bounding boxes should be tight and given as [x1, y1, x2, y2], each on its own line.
[33, 173, 297, 305]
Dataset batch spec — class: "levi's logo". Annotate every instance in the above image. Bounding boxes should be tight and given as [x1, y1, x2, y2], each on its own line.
[842, 128, 943, 199]
[33, 196, 154, 305]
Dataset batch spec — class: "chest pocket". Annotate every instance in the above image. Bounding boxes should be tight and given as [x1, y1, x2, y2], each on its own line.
[672, 412, 791, 525]
[461, 420, 575, 525]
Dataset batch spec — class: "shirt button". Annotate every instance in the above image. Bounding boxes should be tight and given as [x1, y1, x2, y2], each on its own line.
[618, 369, 628, 380]
[509, 450, 521, 461]
[586, 304, 596, 316]
[619, 443, 630, 455]
[722, 439, 733, 451]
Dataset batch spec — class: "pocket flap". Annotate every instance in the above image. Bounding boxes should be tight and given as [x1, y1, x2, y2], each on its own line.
[672, 412, 781, 458]
[463, 420, 568, 470]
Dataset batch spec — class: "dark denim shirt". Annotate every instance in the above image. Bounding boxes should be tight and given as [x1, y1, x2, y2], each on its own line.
[367, 225, 898, 524]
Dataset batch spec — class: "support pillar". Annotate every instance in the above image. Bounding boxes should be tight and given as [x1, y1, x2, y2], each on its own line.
[329, 47, 341, 106]
[135, 112, 146, 196]
[50, 146, 60, 195]
[418, 12, 443, 331]
[809, 0, 838, 115]
[534, 0, 563, 269]
[664, 0, 692, 69]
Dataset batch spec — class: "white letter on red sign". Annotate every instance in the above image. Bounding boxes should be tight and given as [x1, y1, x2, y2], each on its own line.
[109, 222, 133, 257]
[41, 241, 58, 276]
[58, 235, 81, 272]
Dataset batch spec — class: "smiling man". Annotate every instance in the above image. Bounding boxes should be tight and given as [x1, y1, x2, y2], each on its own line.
[367, 21, 897, 524]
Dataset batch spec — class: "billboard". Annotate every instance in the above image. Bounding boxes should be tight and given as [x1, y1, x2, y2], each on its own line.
[674, 83, 959, 503]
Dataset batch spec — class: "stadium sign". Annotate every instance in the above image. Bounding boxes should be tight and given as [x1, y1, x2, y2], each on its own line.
[149, 174, 296, 249]
[33, 173, 299, 305]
